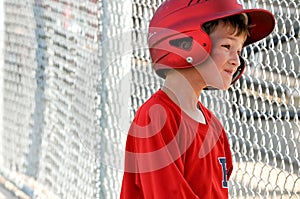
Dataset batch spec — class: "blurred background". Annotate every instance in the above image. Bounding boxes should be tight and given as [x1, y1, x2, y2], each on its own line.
[0, 0, 299, 198]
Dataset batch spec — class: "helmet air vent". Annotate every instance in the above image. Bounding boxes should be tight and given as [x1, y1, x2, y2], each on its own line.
[169, 37, 193, 51]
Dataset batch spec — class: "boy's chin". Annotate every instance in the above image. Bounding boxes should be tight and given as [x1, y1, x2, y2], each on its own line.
[211, 86, 230, 90]
[206, 81, 231, 90]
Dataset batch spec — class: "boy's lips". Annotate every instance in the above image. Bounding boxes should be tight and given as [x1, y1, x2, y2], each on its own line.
[224, 69, 235, 76]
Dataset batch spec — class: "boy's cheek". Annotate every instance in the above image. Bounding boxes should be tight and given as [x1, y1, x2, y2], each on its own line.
[196, 60, 225, 89]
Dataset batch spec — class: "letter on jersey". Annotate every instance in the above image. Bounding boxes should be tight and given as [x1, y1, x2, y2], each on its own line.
[218, 157, 228, 188]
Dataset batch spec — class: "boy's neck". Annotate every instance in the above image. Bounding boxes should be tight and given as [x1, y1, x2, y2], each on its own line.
[161, 70, 206, 123]
[162, 69, 203, 106]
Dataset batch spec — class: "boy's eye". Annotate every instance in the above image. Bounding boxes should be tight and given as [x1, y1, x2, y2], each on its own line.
[222, 45, 231, 49]
[222, 44, 242, 55]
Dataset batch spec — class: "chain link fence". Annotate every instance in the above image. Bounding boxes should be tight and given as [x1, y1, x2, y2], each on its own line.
[0, 0, 299, 198]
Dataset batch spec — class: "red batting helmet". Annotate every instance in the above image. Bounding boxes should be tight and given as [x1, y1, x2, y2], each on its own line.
[148, 0, 275, 84]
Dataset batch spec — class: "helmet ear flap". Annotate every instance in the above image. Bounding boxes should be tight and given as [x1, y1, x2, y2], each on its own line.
[231, 56, 246, 84]
[149, 28, 212, 78]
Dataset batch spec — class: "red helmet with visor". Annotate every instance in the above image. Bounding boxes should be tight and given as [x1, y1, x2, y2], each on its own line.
[148, 0, 275, 84]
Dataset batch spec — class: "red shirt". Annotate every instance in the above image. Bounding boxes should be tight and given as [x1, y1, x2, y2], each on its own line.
[120, 90, 233, 199]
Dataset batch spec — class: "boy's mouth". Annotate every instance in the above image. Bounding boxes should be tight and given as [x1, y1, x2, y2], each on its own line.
[224, 69, 235, 76]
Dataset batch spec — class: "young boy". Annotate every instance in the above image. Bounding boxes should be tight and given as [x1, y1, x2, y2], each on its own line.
[121, 0, 275, 198]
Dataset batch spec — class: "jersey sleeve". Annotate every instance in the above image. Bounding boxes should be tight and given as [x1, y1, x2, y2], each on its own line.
[120, 103, 200, 199]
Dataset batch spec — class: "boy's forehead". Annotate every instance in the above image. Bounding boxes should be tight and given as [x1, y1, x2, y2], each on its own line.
[211, 23, 246, 44]
[215, 21, 247, 40]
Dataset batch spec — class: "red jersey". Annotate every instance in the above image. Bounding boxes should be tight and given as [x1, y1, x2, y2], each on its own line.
[120, 90, 233, 199]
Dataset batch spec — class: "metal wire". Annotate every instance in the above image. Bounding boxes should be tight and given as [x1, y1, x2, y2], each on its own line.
[0, 0, 299, 198]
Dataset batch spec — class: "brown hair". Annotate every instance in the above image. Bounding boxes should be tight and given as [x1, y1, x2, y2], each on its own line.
[202, 13, 250, 38]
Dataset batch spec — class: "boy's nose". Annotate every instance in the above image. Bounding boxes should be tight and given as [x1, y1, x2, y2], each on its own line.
[230, 52, 241, 66]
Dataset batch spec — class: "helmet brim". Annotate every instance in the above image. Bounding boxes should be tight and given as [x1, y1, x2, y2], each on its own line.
[206, 8, 276, 46]
[243, 9, 276, 46]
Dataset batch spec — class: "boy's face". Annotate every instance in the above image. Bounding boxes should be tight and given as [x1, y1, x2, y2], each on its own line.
[197, 21, 246, 90]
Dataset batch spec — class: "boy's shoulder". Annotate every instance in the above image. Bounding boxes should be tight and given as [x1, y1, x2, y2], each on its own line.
[133, 90, 181, 124]
[138, 90, 173, 109]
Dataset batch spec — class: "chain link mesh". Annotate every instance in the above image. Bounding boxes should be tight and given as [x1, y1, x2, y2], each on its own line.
[227, 1, 300, 198]
[2, 0, 101, 198]
[0, 0, 299, 198]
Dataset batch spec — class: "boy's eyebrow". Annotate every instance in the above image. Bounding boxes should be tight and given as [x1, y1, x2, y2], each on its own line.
[225, 36, 236, 40]
[225, 35, 247, 44]
[222, 36, 245, 49]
